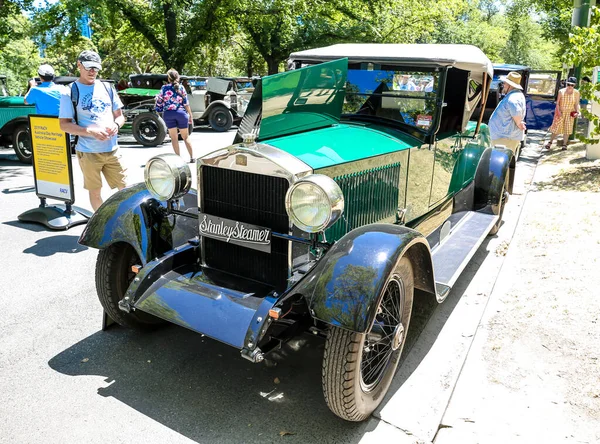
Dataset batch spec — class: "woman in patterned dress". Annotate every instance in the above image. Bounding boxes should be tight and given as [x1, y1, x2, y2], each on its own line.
[155, 69, 195, 162]
[544, 76, 581, 151]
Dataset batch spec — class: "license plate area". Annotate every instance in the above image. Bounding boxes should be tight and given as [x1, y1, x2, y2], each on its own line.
[199, 212, 272, 253]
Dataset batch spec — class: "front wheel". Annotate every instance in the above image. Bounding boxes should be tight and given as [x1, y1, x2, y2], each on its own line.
[95, 243, 164, 329]
[208, 106, 233, 132]
[322, 257, 414, 421]
[13, 124, 32, 164]
[132, 113, 167, 146]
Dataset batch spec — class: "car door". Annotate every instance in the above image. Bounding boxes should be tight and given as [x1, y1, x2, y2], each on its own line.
[525, 70, 561, 131]
[429, 133, 462, 208]
[404, 143, 435, 223]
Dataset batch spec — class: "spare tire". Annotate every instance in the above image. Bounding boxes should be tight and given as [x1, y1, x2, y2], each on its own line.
[132, 113, 167, 146]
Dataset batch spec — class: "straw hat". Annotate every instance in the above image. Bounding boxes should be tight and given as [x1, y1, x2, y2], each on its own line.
[500, 72, 523, 90]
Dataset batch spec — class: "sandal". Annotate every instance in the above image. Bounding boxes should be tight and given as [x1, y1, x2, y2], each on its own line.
[544, 142, 552, 150]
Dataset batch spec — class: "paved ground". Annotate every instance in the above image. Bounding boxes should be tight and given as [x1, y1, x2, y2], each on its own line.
[0, 129, 597, 443]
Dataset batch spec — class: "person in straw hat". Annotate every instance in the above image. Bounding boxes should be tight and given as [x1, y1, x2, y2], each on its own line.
[488, 71, 527, 156]
[544, 76, 581, 150]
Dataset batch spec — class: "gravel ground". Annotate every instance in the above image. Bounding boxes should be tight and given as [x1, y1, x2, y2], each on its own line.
[436, 137, 600, 443]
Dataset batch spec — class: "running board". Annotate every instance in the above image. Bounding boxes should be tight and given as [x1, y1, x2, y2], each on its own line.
[431, 211, 497, 301]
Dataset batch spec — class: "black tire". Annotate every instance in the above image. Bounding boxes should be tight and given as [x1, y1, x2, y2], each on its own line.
[95, 243, 164, 329]
[208, 106, 233, 132]
[489, 176, 509, 236]
[13, 124, 32, 164]
[132, 113, 167, 146]
[322, 257, 414, 422]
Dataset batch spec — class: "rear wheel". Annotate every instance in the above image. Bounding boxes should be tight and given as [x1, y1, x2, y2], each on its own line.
[13, 124, 32, 164]
[208, 106, 233, 132]
[322, 257, 414, 421]
[95, 243, 163, 329]
[132, 113, 167, 146]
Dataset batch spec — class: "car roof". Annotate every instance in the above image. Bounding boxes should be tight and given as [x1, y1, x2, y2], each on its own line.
[289, 43, 493, 78]
[493, 63, 530, 72]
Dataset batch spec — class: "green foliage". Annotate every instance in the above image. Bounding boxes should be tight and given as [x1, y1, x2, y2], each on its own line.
[565, 7, 600, 142]
[0, 14, 40, 95]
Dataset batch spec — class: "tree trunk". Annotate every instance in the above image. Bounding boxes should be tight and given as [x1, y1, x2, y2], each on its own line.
[267, 58, 280, 75]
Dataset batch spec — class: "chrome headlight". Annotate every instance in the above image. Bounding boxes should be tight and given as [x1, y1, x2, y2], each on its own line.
[144, 154, 191, 201]
[285, 174, 344, 233]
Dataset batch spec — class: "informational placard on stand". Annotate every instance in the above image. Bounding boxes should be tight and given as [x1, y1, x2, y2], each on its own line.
[30, 115, 74, 200]
[18, 115, 92, 230]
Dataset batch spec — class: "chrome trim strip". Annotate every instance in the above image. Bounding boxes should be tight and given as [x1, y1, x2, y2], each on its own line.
[197, 142, 313, 279]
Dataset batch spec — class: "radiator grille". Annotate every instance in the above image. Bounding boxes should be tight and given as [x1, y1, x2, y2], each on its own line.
[326, 163, 401, 242]
[201, 166, 290, 291]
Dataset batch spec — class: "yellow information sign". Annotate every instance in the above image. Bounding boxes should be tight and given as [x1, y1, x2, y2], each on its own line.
[29, 115, 73, 201]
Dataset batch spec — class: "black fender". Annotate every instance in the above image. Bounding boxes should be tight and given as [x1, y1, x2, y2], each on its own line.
[0, 116, 29, 139]
[78, 183, 198, 265]
[473, 146, 512, 213]
[293, 224, 435, 333]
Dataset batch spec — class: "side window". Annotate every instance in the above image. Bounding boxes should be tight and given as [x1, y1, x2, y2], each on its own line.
[527, 73, 560, 97]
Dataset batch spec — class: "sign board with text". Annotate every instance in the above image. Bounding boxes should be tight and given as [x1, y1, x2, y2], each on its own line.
[29, 115, 74, 202]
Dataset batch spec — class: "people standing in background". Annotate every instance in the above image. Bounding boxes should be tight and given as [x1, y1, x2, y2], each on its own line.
[59, 50, 127, 211]
[488, 71, 527, 155]
[154, 69, 195, 163]
[544, 76, 580, 151]
[24, 64, 63, 116]
[393, 74, 417, 91]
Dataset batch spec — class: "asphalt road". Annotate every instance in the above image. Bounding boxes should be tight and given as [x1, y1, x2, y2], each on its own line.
[0, 128, 531, 443]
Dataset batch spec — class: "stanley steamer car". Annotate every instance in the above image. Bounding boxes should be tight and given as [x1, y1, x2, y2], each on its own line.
[80, 44, 511, 421]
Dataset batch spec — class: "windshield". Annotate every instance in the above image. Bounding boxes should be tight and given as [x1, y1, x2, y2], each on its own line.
[344, 66, 439, 132]
[0, 78, 8, 97]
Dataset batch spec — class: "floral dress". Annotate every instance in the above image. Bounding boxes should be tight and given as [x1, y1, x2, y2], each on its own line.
[155, 84, 189, 112]
[549, 88, 579, 135]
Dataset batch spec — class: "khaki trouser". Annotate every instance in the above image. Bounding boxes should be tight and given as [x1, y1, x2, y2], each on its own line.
[491, 138, 520, 155]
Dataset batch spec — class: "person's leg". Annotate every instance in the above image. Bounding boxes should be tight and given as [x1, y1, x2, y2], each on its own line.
[103, 150, 128, 193]
[168, 128, 180, 155]
[178, 127, 194, 162]
[89, 188, 103, 211]
[545, 133, 555, 148]
[78, 152, 104, 211]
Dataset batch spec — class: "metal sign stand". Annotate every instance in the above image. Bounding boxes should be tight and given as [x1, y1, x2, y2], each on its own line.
[18, 115, 92, 230]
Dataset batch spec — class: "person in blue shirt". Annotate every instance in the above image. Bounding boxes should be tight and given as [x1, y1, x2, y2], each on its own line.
[59, 50, 126, 211]
[488, 71, 526, 155]
[24, 64, 63, 116]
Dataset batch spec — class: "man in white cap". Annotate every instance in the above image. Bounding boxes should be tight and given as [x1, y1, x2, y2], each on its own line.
[24, 64, 63, 115]
[59, 50, 126, 211]
[488, 71, 526, 155]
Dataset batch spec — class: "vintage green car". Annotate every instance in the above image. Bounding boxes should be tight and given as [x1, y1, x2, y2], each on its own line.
[79, 44, 511, 422]
[0, 74, 35, 163]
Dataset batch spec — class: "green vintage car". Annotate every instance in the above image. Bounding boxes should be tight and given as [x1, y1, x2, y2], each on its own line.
[79, 44, 511, 422]
[0, 75, 35, 163]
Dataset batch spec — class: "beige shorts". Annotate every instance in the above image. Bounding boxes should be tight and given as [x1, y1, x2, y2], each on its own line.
[77, 150, 127, 190]
[491, 138, 520, 154]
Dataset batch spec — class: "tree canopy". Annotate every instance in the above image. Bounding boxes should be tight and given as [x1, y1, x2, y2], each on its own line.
[0, 0, 574, 89]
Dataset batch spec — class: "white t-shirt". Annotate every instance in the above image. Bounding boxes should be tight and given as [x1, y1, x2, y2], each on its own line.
[59, 81, 123, 153]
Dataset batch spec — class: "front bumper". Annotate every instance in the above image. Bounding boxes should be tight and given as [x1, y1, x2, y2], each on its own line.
[126, 243, 279, 352]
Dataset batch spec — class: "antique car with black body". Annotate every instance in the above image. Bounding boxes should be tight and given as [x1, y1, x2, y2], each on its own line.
[79, 44, 511, 422]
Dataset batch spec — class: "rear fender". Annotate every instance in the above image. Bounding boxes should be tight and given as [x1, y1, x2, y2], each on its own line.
[78, 183, 198, 264]
[293, 224, 435, 333]
[474, 147, 512, 212]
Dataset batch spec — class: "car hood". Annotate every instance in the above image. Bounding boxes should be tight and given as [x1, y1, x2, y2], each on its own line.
[256, 58, 348, 141]
[0, 97, 29, 108]
[266, 123, 417, 170]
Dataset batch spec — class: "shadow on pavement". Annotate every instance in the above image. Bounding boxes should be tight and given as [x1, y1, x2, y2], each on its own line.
[3, 220, 46, 232]
[22, 234, 88, 256]
[48, 326, 375, 443]
[47, 240, 487, 442]
[2, 185, 35, 194]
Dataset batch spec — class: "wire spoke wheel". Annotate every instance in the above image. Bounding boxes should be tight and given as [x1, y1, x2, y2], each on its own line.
[360, 278, 405, 391]
[322, 257, 414, 422]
